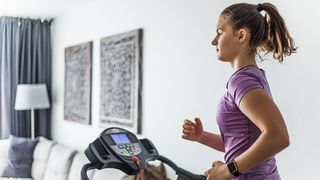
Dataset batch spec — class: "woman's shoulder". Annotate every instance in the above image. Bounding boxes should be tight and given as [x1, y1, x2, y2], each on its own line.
[227, 65, 269, 104]
[227, 65, 265, 90]
[234, 65, 264, 78]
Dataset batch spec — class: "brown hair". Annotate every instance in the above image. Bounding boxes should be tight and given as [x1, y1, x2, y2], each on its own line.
[221, 3, 297, 62]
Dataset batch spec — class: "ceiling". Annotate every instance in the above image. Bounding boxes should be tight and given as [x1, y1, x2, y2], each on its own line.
[0, 0, 91, 19]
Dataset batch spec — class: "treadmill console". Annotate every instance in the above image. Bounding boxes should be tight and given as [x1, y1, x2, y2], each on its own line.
[84, 127, 158, 175]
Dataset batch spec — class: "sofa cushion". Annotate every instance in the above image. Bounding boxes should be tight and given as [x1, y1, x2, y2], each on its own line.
[2, 136, 38, 178]
[0, 139, 10, 175]
[42, 144, 76, 180]
[67, 152, 93, 180]
[31, 137, 55, 180]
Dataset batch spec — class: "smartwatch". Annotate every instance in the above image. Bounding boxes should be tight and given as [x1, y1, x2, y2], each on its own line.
[227, 161, 241, 177]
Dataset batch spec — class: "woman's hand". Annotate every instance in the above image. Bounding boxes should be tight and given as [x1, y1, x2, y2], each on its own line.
[204, 161, 232, 180]
[182, 117, 204, 142]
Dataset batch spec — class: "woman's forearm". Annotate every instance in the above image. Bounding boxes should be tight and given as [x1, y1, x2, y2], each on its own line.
[198, 131, 225, 152]
[234, 130, 289, 174]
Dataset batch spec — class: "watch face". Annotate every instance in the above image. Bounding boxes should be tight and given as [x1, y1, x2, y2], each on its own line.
[227, 161, 241, 176]
[227, 161, 237, 173]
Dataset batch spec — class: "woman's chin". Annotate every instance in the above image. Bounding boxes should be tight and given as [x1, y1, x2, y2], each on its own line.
[217, 56, 226, 62]
[217, 56, 232, 62]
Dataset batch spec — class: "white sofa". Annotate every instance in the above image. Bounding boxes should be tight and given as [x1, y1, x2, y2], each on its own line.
[0, 137, 130, 180]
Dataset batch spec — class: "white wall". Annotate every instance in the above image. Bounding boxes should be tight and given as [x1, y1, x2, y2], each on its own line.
[51, 0, 320, 179]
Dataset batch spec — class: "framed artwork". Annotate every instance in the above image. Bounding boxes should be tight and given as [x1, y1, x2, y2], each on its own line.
[100, 29, 142, 134]
[64, 41, 92, 125]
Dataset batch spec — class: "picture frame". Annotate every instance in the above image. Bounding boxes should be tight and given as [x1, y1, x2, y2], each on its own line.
[100, 29, 142, 134]
[64, 41, 92, 125]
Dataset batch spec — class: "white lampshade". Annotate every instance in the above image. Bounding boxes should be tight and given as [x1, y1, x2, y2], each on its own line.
[15, 84, 50, 110]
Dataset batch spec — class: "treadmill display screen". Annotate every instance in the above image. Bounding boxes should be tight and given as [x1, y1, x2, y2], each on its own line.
[111, 133, 131, 145]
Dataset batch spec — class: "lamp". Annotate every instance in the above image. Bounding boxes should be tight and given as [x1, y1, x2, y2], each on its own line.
[14, 84, 50, 139]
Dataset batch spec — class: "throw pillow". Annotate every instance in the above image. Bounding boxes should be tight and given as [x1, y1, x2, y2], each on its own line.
[2, 135, 38, 178]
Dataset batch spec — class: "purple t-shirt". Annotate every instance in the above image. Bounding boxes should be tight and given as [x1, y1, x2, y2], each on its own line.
[216, 65, 281, 180]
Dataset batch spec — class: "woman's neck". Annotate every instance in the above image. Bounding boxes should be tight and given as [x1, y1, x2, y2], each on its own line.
[231, 52, 257, 71]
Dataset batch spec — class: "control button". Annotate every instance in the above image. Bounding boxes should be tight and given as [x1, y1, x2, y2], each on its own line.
[132, 147, 138, 152]
[121, 150, 129, 156]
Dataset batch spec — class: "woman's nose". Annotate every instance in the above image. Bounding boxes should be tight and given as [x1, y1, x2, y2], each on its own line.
[211, 36, 218, 46]
[211, 39, 217, 46]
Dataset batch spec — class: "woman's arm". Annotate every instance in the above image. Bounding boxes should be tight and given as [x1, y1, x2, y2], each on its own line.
[182, 118, 225, 152]
[234, 88, 290, 174]
[198, 131, 225, 152]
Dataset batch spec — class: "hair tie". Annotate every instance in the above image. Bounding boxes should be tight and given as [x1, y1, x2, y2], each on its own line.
[257, 3, 264, 12]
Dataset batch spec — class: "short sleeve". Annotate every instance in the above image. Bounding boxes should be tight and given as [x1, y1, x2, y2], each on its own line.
[228, 73, 264, 106]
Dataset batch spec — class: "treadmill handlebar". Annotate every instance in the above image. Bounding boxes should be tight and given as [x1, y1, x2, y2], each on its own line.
[157, 155, 207, 180]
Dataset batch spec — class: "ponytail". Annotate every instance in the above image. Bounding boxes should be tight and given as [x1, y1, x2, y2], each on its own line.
[261, 3, 297, 62]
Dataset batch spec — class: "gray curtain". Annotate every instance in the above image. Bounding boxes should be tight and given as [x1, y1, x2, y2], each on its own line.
[0, 16, 52, 139]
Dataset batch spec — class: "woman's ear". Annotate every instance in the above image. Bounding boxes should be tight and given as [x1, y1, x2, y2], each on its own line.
[238, 29, 248, 43]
